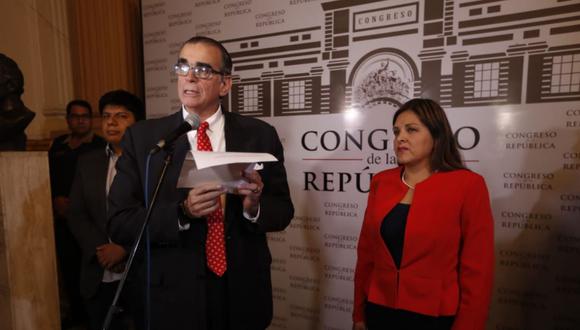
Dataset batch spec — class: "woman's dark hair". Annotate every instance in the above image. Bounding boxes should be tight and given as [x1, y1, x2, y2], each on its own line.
[392, 98, 466, 172]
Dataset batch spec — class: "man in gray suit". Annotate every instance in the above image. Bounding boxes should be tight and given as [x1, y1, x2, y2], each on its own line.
[67, 89, 145, 330]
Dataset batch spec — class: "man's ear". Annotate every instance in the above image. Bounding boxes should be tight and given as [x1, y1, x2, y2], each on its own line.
[219, 76, 233, 97]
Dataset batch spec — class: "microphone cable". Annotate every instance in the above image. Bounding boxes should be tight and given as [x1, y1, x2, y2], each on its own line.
[144, 153, 153, 330]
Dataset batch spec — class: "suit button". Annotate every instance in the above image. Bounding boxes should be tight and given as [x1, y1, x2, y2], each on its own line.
[226, 235, 231, 240]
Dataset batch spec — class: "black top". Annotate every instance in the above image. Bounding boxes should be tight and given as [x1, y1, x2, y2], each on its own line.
[374, 203, 457, 326]
[380, 203, 410, 269]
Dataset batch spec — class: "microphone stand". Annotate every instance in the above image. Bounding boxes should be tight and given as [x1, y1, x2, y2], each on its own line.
[102, 147, 175, 330]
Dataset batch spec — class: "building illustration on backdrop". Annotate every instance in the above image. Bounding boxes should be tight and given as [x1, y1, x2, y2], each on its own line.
[138, 1, 580, 328]
[221, 0, 580, 117]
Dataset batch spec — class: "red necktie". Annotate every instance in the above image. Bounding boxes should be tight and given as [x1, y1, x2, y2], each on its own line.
[197, 121, 227, 276]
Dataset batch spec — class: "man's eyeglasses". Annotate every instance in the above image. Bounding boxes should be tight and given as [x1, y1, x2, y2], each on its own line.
[173, 63, 227, 79]
[67, 114, 91, 121]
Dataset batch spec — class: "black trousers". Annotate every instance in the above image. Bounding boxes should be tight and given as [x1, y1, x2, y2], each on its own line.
[365, 302, 455, 330]
[54, 217, 86, 326]
[206, 270, 229, 330]
[130, 267, 266, 330]
[85, 281, 133, 330]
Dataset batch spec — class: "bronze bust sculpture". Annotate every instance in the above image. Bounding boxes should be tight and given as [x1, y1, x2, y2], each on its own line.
[0, 53, 35, 150]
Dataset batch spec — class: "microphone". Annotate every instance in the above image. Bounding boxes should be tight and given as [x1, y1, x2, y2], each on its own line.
[149, 113, 200, 154]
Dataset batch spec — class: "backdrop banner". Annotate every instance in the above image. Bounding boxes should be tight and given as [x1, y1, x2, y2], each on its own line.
[141, 1, 580, 329]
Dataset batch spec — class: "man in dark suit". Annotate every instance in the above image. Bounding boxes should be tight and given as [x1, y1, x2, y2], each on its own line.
[49, 99, 105, 328]
[108, 36, 294, 330]
[67, 90, 145, 330]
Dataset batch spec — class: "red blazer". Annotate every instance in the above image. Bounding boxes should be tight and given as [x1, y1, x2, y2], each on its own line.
[354, 167, 494, 330]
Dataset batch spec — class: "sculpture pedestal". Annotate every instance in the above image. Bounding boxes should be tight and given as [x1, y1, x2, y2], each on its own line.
[0, 152, 60, 330]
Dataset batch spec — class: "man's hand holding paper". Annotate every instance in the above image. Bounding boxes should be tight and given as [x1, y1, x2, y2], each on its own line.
[182, 184, 226, 218]
[178, 151, 276, 218]
[237, 169, 264, 217]
[177, 151, 276, 190]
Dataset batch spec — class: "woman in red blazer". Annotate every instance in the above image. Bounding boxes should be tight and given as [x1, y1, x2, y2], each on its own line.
[353, 99, 494, 330]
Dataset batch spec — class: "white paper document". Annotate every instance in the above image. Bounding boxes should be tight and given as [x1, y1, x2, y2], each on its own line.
[176, 151, 277, 190]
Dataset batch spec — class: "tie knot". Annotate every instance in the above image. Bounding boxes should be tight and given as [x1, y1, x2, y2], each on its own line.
[198, 121, 209, 134]
[197, 121, 212, 151]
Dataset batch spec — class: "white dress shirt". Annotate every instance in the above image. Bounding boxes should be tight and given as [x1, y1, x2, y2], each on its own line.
[104, 145, 123, 282]
[179, 105, 259, 230]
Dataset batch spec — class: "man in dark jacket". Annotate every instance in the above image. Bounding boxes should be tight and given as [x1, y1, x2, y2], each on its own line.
[108, 36, 294, 330]
[68, 90, 145, 330]
[49, 98, 105, 328]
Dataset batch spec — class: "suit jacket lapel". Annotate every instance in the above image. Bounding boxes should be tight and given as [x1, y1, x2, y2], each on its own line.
[224, 111, 244, 152]
[145, 112, 190, 202]
[223, 111, 251, 234]
[95, 150, 109, 234]
[167, 111, 192, 203]
[173, 133, 191, 202]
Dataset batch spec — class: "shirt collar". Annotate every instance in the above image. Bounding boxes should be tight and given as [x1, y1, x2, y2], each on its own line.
[105, 143, 114, 157]
[63, 132, 95, 146]
[181, 105, 224, 133]
[105, 143, 119, 158]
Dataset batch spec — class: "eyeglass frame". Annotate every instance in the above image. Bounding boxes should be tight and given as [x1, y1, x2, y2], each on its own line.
[66, 113, 92, 121]
[173, 62, 229, 79]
